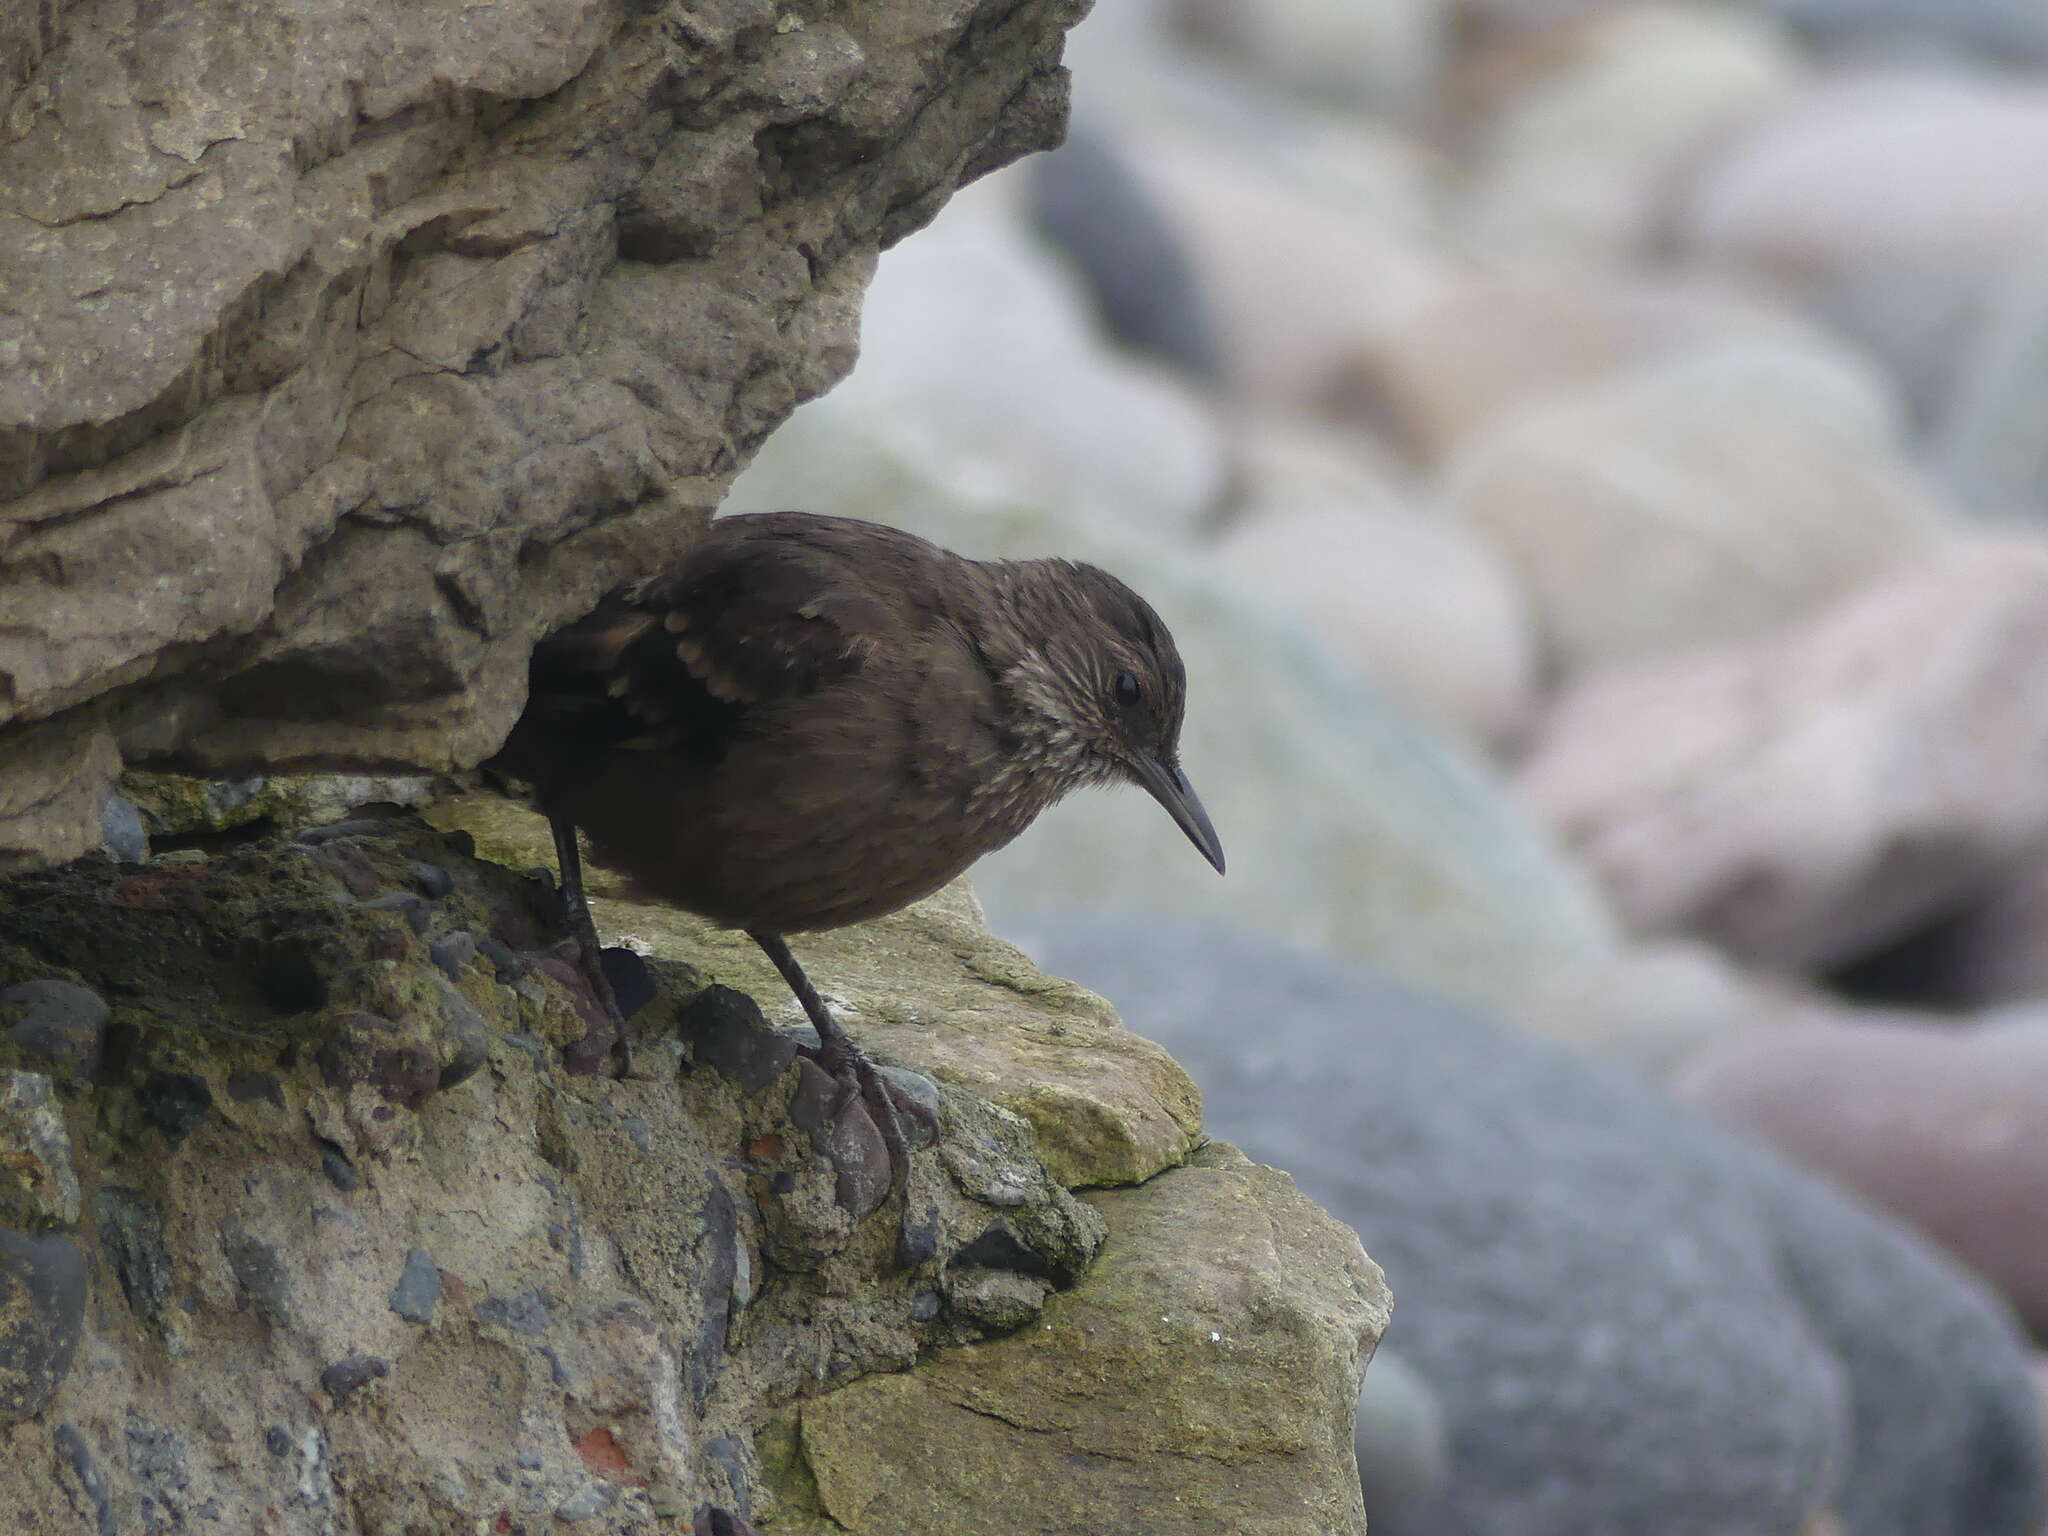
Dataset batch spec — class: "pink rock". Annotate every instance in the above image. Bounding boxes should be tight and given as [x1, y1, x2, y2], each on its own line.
[1678, 1022, 2048, 1337]
[1520, 537, 2048, 972]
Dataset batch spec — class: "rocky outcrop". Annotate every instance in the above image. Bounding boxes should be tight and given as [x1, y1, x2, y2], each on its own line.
[0, 800, 1387, 1533]
[0, 0, 1082, 871]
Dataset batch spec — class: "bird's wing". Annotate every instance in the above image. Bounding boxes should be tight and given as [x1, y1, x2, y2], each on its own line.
[515, 514, 919, 763]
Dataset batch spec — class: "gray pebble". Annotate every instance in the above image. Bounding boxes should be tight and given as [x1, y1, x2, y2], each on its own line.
[909, 1290, 943, 1322]
[139, 1072, 212, 1145]
[363, 892, 431, 935]
[0, 1230, 86, 1423]
[293, 819, 395, 846]
[876, 1065, 942, 1146]
[515, 1449, 543, 1472]
[3, 980, 109, 1075]
[53, 1422, 116, 1536]
[100, 795, 149, 863]
[319, 1355, 388, 1405]
[408, 860, 455, 900]
[556, 1483, 619, 1521]
[221, 1228, 293, 1326]
[476, 1288, 553, 1336]
[427, 935, 474, 983]
[264, 1426, 292, 1457]
[388, 1249, 441, 1325]
[316, 1139, 357, 1193]
[94, 1187, 172, 1332]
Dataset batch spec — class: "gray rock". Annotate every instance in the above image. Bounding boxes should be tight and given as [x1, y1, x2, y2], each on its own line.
[388, 1248, 441, 1325]
[0, 1230, 86, 1424]
[0, 0, 1086, 873]
[1024, 913, 2045, 1536]
[93, 1186, 174, 1336]
[1025, 121, 1224, 380]
[0, 1071, 81, 1224]
[2, 979, 109, 1076]
[1756, 0, 2048, 64]
[99, 795, 148, 863]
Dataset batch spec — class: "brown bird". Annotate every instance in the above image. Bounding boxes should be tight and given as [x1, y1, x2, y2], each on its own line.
[491, 511, 1223, 1204]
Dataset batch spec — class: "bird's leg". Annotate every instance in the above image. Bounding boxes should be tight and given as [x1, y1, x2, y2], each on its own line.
[546, 807, 626, 1063]
[747, 931, 937, 1205]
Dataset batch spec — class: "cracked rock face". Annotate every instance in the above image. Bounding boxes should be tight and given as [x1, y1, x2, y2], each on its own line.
[0, 0, 1084, 871]
[0, 799, 1388, 1533]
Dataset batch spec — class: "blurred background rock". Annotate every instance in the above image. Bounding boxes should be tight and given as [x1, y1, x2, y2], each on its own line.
[725, 0, 2048, 1528]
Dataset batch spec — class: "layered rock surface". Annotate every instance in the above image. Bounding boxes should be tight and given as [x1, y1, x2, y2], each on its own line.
[0, 800, 1387, 1533]
[0, 0, 1082, 871]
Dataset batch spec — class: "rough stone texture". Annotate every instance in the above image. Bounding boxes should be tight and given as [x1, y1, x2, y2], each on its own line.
[0, 801, 1382, 1532]
[1027, 912, 2046, 1536]
[0, 0, 1086, 872]
[1520, 537, 2048, 974]
[779, 1144, 1386, 1536]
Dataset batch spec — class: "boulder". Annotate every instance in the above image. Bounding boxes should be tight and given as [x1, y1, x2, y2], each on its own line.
[1210, 421, 1536, 749]
[0, 0, 1087, 871]
[0, 803, 1387, 1533]
[1679, 1023, 2048, 1338]
[1669, 74, 2048, 419]
[1520, 537, 2048, 973]
[1023, 912, 2046, 1536]
[1447, 344, 1946, 678]
[1462, 3, 1802, 265]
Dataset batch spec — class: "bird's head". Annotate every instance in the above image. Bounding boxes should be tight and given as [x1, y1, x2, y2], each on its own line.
[996, 559, 1226, 875]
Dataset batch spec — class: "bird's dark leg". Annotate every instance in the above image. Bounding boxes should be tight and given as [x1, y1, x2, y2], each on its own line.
[546, 806, 626, 1066]
[747, 930, 935, 1209]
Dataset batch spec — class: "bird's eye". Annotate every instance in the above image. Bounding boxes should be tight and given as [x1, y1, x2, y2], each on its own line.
[1113, 671, 1143, 708]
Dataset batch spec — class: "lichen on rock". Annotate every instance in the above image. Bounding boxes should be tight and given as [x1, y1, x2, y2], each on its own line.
[0, 800, 1389, 1532]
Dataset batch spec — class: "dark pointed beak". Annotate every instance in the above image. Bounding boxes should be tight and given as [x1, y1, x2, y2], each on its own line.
[1132, 756, 1226, 875]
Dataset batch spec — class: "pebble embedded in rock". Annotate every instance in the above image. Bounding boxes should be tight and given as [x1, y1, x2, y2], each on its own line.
[430, 978, 491, 1090]
[139, 1072, 212, 1145]
[0, 1230, 87, 1423]
[941, 1266, 1050, 1331]
[264, 1426, 293, 1457]
[0, 1071, 81, 1224]
[875, 1066, 942, 1146]
[53, 1421, 116, 1536]
[2, 980, 110, 1075]
[601, 946, 656, 1020]
[100, 794, 149, 863]
[319, 1355, 388, 1404]
[293, 819, 397, 846]
[94, 1187, 172, 1333]
[388, 1248, 441, 1324]
[682, 986, 800, 1093]
[363, 891, 431, 934]
[407, 860, 455, 899]
[476, 1289, 553, 1336]
[788, 1058, 891, 1220]
[222, 1228, 294, 1326]
[427, 937, 471, 983]
[556, 1483, 620, 1521]
[316, 1138, 358, 1192]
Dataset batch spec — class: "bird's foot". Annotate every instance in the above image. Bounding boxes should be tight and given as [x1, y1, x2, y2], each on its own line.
[795, 1036, 941, 1265]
